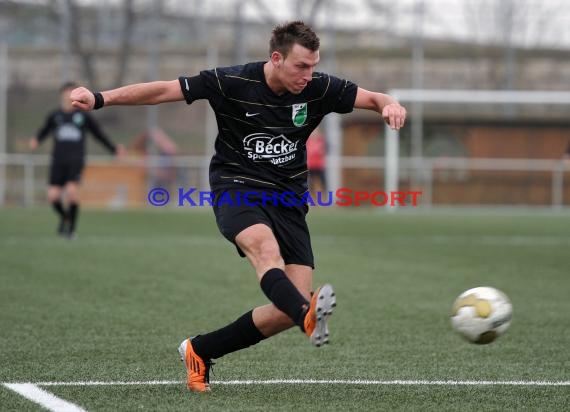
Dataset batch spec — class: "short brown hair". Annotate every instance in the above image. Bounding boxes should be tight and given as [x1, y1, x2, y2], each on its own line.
[269, 21, 320, 58]
[59, 81, 78, 93]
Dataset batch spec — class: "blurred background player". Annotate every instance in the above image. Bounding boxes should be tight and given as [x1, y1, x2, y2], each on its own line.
[306, 127, 327, 201]
[28, 82, 125, 238]
[130, 127, 180, 192]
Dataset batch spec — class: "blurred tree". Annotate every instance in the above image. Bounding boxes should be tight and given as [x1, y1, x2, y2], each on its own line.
[461, 0, 566, 90]
[55, 0, 136, 90]
[113, 0, 135, 88]
[293, 0, 326, 25]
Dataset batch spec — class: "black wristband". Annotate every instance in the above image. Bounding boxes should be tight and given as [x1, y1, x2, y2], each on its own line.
[93, 92, 104, 110]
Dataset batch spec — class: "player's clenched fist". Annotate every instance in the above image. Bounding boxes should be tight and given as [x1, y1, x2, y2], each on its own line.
[70, 87, 95, 111]
[382, 102, 407, 130]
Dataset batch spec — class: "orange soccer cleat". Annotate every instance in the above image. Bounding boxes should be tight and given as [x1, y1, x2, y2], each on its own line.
[178, 338, 214, 392]
[303, 284, 336, 347]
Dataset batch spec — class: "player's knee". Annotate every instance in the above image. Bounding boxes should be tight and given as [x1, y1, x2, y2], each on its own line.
[47, 189, 61, 203]
[249, 241, 284, 279]
[65, 184, 80, 203]
[256, 240, 281, 265]
[238, 235, 281, 265]
[67, 193, 80, 203]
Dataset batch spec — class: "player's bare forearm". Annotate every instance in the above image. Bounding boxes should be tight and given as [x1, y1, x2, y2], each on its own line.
[354, 87, 406, 130]
[354, 88, 395, 111]
[70, 80, 183, 111]
[103, 81, 183, 106]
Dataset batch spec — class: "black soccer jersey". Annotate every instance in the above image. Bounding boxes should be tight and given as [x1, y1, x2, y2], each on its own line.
[36, 109, 116, 161]
[179, 61, 358, 195]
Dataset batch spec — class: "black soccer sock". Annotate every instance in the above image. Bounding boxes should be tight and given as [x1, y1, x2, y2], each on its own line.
[191, 310, 267, 360]
[51, 200, 66, 219]
[68, 203, 79, 233]
[260, 268, 309, 330]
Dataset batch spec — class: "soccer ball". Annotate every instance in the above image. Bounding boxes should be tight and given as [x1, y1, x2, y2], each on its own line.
[450, 286, 512, 344]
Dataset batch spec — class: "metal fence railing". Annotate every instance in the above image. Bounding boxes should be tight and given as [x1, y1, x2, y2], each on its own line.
[341, 156, 570, 209]
[1, 154, 569, 209]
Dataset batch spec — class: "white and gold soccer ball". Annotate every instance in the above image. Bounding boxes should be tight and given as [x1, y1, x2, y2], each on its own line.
[450, 286, 513, 344]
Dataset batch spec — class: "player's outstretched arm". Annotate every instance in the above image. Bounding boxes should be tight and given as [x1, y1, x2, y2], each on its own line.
[70, 80, 184, 111]
[28, 112, 55, 149]
[354, 87, 407, 130]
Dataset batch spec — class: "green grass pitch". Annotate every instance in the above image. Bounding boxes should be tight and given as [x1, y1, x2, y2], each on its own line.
[1, 207, 569, 411]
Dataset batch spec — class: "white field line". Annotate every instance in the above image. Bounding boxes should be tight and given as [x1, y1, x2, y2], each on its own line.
[3, 383, 87, 412]
[12, 379, 570, 387]
[4, 379, 568, 410]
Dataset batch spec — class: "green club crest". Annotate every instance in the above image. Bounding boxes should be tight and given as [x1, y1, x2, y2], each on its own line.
[72, 112, 85, 126]
[292, 103, 307, 127]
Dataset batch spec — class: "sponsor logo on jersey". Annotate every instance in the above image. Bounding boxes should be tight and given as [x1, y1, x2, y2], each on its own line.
[292, 103, 307, 126]
[56, 124, 82, 142]
[243, 133, 299, 165]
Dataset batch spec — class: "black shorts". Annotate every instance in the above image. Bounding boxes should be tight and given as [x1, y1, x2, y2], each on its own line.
[212, 189, 314, 268]
[49, 158, 84, 186]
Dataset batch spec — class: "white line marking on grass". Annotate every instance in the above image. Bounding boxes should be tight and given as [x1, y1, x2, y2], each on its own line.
[3, 383, 87, 412]
[215, 379, 570, 386]
[38, 380, 181, 386]
[21, 379, 570, 387]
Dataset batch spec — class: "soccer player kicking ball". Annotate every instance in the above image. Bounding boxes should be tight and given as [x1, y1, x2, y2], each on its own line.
[29, 82, 125, 239]
[70, 21, 406, 392]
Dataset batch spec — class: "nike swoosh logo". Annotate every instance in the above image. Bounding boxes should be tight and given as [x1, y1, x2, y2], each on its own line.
[245, 112, 260, 117]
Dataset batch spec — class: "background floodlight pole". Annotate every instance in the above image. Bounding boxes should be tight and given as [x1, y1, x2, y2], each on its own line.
[322, 0, 343, 200]
[410, 0, 425, 197]
[0, 42, 7, 207]
[146, 0, 162, 191]
[59, 1, 72, 84]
